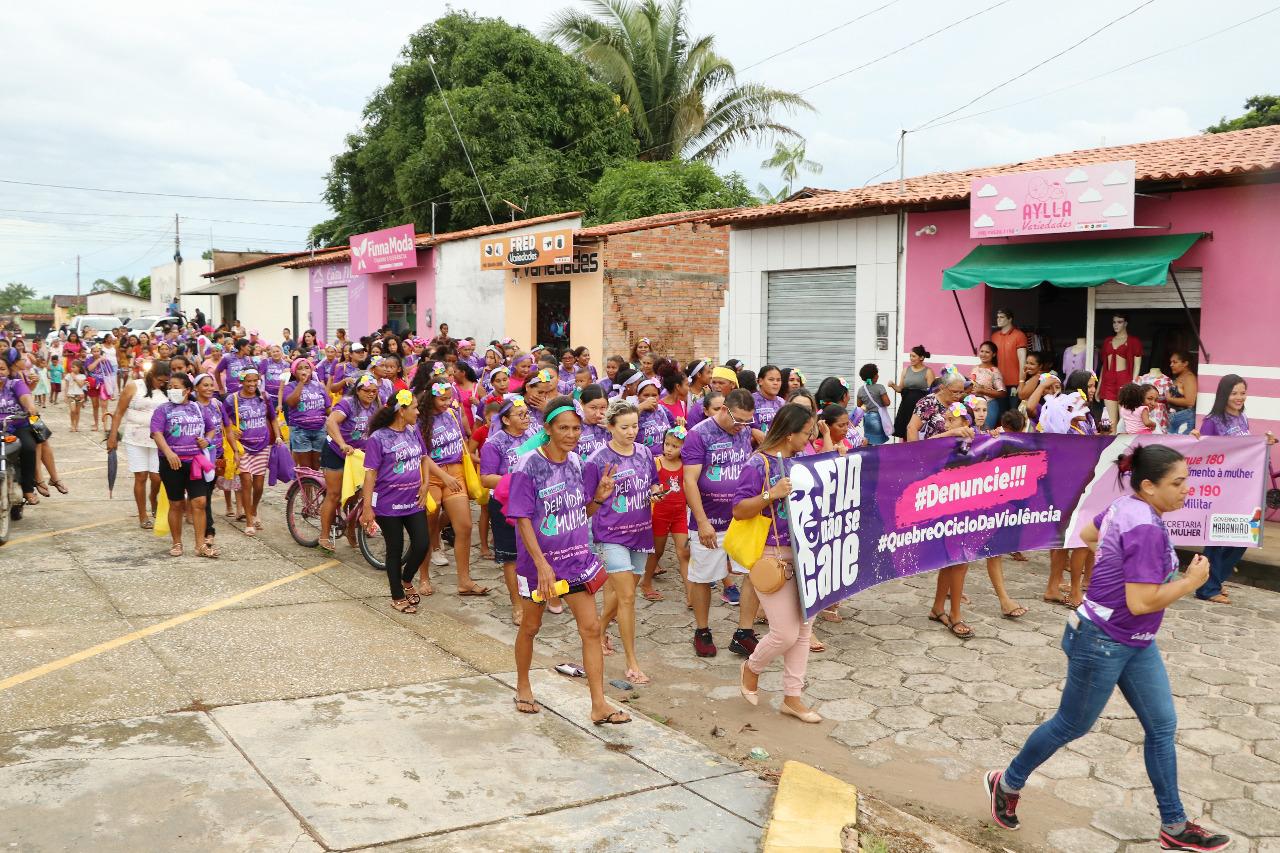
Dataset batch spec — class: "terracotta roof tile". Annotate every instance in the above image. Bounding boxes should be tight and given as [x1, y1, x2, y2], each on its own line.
[281, 211, 581, 269]
[712, 125, 1280, 227]
[576, 208, 735, 239]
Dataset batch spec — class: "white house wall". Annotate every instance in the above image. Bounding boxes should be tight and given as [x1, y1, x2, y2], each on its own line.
[721, 213, 902, 383]
[235, 265, 311, 339]
[434, 216, 582, 344]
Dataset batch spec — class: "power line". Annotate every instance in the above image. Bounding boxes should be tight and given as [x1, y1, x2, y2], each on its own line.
[0, 208, 314, 229]
[0, 178, 323, 205]
[736, 0, 904, 73]
[911, 0, 1160, 132]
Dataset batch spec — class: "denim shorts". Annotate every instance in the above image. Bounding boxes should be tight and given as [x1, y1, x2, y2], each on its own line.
[598, 542, 648, 575]
[289, 426, 326, 453]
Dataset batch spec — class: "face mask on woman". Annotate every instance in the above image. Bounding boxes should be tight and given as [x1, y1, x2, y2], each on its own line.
[167, 389, 187, 404]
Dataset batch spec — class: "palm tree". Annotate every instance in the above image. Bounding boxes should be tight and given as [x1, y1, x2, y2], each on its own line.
[547, 0, 813, 162]
[758, 140, 823, 201]
[91, 275, 138, 295]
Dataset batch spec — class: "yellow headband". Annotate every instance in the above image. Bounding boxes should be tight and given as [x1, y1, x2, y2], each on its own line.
[711, 366, 739, 387]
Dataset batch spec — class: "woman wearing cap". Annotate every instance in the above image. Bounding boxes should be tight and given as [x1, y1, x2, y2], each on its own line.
[509, 396, 632, 724]
[688, 366, 738, 428]
[419, 382, 488, 596]
[318, 373, 381, 551]
[107, 358, 169, 528]
[283, 358, 331, 470]
[225, 367, 279, 536]
[480, 395, 533, 623]
[360, 390, 431, 614]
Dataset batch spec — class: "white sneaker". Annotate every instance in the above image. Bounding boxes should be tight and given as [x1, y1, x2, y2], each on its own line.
[431, 552, 449, 567]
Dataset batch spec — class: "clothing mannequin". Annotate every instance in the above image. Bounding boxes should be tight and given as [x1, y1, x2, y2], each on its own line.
[1062, 338, 1087, 378]
[1099, 313, 1142, 426]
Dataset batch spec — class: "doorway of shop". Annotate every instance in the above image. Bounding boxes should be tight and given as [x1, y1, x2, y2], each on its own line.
[536, 281, 570, 351]
[386, 282, 416, 336]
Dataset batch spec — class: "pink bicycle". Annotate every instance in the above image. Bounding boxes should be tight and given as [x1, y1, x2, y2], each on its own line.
[285, 467, 386, 569]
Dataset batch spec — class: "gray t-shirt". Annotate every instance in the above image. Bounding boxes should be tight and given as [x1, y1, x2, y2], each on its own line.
[857, 383, 888, 408]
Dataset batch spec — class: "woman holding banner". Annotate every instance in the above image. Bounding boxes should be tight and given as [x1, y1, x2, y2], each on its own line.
[907, 370, 975, 638]
[736, 403, 823, 723]
[986, 445, 1230, 853]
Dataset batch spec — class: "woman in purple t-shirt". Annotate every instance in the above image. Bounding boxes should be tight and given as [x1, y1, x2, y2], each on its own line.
[282, 358, 331, 470]
[750, 365, 785, 444]
[480, 395, 533, 624]
[988, 445, 1229, 853]
[419, 383, 484, 597]
[225, 367, 278, 536]
[1192, 374, 1278, 603]
[507, 395, 631, 725]
[151, 372, 218, 558]
[317, 375, 381, 552]
[735, 404, 823, 724]
[359, 389, 431, 614]
[587, 399, 658, 686]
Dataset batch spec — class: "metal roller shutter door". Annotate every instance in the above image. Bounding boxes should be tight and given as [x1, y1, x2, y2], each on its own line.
[1095, 269, 1201, 309]
[325, 286, 349, 338]
[767, 268, 857, 382]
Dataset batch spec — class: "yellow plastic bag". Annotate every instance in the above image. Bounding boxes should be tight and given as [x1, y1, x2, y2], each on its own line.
[222, 435, 241, 480]
[723, 515, 769, 568]
[461, 451, 488, 505]
[276, 410, 290, 444]
[154, 490, 170, 537]
[340, 449, 366, 504]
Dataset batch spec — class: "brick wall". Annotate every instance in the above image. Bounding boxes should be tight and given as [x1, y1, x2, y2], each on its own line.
[598, 222, 729, 364]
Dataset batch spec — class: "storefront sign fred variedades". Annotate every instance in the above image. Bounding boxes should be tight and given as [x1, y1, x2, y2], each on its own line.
[969, 159, 1136, 238]
[519, 250, 600, 278]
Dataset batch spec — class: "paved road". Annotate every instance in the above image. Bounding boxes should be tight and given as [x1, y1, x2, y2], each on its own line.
[4, 401, 1280, 852]
[0, 406, 770, 852]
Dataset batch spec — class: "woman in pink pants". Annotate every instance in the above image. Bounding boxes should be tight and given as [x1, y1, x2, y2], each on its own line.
[735, 403, 822, 723]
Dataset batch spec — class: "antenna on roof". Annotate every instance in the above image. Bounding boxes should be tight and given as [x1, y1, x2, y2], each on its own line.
[502, 199, 525, 222]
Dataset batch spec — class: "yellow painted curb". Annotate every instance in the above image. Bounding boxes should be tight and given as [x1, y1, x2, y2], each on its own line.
[763, 760, 858, 853]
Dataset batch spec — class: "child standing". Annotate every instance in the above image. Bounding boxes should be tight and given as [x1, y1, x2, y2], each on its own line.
[64, 360, 88, 431]
[1119, 383, 1160, 434]
[641, 425, 691, 605]
[32, 356, 50, 407]
[49, 355, 63, 405]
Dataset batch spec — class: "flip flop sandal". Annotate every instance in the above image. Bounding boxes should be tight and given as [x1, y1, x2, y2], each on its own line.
[938, 613, 973, 639]
[225, 511, 237, 519]
[513, 697, 541, 714]
[641, 589, 664, 602]
[547, 603, 564, 614]
[819, 608, 843, 622]
[35, 482, 51, 497]
[592, 710, 631, 726]
[391, 598, 418, 614]
[625, 669, 651, 686]
[1002, 606, 1029, 619]
[243, 525, 256, 537]
[809, 639, 827, 653]
[168, 543, 184, 557]
[50, 480, 69, 495]
[140, 518, 154, 529]
[197, 546, 221, 559]
[318, 538, 336, 552]
[404, 584, 421, 606]
[457, 586, 491, 597]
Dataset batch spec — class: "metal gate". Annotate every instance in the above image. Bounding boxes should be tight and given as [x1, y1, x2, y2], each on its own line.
[766, 268, 857, 382]
[324, 286, 349, 341]
[1095, 269, 1202, 310]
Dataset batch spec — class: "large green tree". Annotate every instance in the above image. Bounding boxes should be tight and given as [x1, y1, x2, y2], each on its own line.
[586, 159, 756, 224]
[312, 13, 638, 246]
[1206, 95, 1280, 133]
[0, 282, 36, 308]
[547, 0, 813, 162]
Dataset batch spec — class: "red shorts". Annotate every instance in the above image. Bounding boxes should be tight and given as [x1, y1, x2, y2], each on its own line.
[652, 502, 688, 537]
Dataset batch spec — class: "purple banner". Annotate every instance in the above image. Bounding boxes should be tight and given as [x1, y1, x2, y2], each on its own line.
[785, 434, 1267, 620]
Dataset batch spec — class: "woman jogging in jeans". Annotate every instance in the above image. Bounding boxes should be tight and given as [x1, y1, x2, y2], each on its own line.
[986, 444, 1230, 852]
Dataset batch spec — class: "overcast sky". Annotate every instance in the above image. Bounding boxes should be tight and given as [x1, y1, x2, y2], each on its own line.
[1, 0, 1275, 295]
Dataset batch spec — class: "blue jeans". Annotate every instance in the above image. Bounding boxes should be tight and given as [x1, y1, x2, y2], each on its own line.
[986, 395, 1011, 430]
[1197, 546, 1246, 600]
[1004, 616, 1185, 825]
[1168, 407, 1195, 435]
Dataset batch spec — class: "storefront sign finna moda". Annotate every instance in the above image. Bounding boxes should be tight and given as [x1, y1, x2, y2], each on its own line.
[350, 224, 417, 275]
[969, 160, 1136, 238]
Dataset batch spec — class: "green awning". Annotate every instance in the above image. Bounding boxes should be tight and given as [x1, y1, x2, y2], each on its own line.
[942, 233, 1205, 290]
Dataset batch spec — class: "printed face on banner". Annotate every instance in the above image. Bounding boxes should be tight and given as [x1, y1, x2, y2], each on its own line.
[969, 160, 1135, 238]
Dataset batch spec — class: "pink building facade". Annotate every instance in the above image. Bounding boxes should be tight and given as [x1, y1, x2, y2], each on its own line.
[300, 247, 437, 345]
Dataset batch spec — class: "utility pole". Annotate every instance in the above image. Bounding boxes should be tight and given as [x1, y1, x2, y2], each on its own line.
[75, 254, 80, 299]
[173, 213, 183, 313]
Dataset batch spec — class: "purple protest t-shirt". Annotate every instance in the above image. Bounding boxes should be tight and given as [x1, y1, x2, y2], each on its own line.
[1081, 496, 1178, 647]
[226, 392, 275, 452]
[150, 401, 214, 460]
[584, 443, 656, 552]
[0, 378, 32, 426]
[363, 426, 426, 517]
[637, 406, 672, 451]
[506, 449, 601, 593]
[332, 396, 378, 449]
[259, 358, 290, 399]
[681, 415, 753, 532]
[427, 410, 465, 465]
[480, 428, 524, 479]
[316, 358, 339, 385]
[217, 354, 253, 395]
[733, 453, 791, 547]
[1199, 413, 1250, 436]
[283, 380, 330, 430]
[753, 392, 784, 433]
[687, 396, 708, 428]
[577, 421, 610, 462]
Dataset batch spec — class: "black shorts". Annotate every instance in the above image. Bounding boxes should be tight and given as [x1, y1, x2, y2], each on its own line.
[158, 459, 210, 502]
[489, 498, 517, 563]
[320, 442, 346, 471]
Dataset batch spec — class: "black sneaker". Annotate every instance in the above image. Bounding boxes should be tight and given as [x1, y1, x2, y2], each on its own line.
[983, 770, 1020, 830]
[729, 628, 759, 656]
[1159, 821, 1230, 852]
[693, 628, 717, 657]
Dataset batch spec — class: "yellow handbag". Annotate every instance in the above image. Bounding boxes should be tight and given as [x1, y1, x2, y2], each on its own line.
[723, 454, 772, 568]
[153, 490, 170, 536]
[461, 451, 488, 505]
